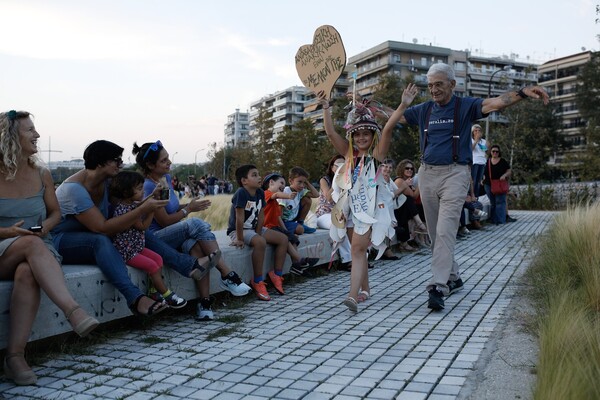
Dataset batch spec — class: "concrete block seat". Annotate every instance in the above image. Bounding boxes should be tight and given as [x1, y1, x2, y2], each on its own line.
[0, 229, 335, 350]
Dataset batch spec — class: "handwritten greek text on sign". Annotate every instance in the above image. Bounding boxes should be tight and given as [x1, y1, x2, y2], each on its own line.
[295, 25, 346, 99]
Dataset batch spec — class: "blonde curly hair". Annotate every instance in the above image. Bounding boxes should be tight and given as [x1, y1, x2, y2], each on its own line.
[0, 110, 38, 180]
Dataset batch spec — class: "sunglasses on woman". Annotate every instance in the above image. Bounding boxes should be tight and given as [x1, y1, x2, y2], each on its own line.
[143, 140, 163, 159]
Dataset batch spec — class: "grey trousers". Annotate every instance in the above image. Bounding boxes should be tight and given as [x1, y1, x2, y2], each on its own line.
[418, 163, 470, 295]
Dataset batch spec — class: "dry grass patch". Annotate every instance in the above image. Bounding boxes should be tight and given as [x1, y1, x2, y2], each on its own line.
[527, 203, 600, 399]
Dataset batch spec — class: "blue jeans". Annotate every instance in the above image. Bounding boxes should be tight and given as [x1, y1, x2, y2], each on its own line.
[471, 164, 485, 197]
[485, 185, 507, 224]
[151, 218, 215, 255]
[464, 200, 484, 223]
[54, 232, 142, 306]
[144, 231, 197, 277]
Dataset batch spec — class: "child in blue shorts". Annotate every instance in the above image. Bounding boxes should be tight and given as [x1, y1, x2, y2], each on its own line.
[227, 165, 290, 301]
[278, 167, 319, 235]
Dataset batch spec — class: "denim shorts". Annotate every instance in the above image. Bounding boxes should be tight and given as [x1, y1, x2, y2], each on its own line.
[153, 217, 216, 254]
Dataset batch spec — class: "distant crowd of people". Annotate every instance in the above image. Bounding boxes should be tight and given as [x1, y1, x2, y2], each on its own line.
[171, 174, 234, 199]
[0, 62, 549, 386]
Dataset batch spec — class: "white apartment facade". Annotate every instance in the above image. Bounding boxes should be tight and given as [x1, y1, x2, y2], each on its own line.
[224, 109, 250, 148]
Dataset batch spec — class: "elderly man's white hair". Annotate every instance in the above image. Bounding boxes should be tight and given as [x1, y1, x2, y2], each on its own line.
[427, 63, 456, 81]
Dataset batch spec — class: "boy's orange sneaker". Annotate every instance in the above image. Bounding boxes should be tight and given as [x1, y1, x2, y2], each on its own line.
[267, 271, 285, 295]
[251, 280, 271, 301]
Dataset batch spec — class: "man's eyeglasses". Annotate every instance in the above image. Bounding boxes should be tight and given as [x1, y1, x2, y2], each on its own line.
[143, 140, 162, 160]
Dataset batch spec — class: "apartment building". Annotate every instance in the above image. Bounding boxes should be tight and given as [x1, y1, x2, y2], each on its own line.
[224, 109, 250, 148]
[538, 51, 592, 165]
[347, 40, 468, 97]
[248, 86, 309, 142]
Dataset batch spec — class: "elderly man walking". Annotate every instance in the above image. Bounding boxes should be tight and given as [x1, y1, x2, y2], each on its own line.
[382, 63, 549, 311]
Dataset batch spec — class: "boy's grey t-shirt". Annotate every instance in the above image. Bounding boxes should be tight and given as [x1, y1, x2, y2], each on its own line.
[278, 187, 309, 222]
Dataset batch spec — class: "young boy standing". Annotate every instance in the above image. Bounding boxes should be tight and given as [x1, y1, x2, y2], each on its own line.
[279, 167, 319, 235]
[227, 165, 290, 300]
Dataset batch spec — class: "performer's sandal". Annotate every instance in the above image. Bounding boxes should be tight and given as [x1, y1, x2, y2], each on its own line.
[343, 297, 358, 312]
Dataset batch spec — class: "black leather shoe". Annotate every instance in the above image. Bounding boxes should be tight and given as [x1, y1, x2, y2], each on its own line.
[447, 278, 464, 295]
[428, 288, 445, 311]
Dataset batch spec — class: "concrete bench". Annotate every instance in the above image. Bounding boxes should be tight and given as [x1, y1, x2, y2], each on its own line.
[0, 229, 336, 350]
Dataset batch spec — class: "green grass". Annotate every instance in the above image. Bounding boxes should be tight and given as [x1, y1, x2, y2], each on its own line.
[527, 203, 600, 399]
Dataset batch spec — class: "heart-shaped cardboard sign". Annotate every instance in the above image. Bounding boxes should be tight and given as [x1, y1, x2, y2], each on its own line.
[295, 25, 346, 100]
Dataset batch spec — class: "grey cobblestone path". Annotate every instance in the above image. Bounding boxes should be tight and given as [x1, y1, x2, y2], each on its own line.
[0, 211, 555, 400]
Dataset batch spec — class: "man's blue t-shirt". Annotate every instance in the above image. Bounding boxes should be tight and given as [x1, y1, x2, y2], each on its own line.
[227, 187, 265, 235]
[404, 95, 485, 165]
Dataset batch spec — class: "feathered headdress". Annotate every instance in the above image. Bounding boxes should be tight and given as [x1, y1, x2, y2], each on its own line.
[344, 100, 381, 139]
[340, 98, 389, 179]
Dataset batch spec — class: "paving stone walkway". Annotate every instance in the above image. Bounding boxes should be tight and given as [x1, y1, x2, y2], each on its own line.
[0, 211, 556, 400]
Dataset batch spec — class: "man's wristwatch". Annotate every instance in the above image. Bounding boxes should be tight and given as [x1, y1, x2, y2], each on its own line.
[181, 208, 188, 216]
[516, 88, 529, 99]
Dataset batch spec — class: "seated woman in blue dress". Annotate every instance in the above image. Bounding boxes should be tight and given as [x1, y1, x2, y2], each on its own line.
[0, 110, 98, 386]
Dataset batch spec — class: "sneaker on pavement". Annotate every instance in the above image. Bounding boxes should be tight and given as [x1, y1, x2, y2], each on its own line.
[474, 209, 488, 218]
[290, 264, 314, 277]
[196, 297, 214, 321]
[267, 271, 285, 295]
[148, 291, 164, 303]
[302, 257, 320, 268]
[220, 271, 251, 296]
[301, 223, 317, 234]
[163, 291, 187, 309]
[251, 280, 271, 301]
[428, 288, 445, 311]
[447, 278, 464, 295]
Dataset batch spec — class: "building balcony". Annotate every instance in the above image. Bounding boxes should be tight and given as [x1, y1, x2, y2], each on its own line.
[272, 109, 288, 119]
[273, 97, 289, 107]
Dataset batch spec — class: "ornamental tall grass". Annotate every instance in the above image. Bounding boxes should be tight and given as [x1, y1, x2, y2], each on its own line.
[184, 194, 233, 231]
[527, 203, 600, 399]
[184, 194, 319, 231]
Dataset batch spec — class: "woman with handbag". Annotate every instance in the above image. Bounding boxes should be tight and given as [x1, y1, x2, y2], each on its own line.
[483, 145, 511, 225]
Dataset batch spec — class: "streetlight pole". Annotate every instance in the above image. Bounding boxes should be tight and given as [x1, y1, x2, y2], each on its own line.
[222, 145, 227, 180]
[194, 148, 206, 177]
[171, 152, 178, 164]
[485, 65, 512, 142]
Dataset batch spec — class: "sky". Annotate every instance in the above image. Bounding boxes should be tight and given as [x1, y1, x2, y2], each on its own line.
[1, 0, 598, 165]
